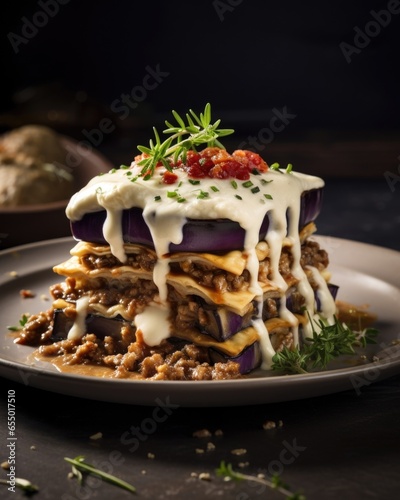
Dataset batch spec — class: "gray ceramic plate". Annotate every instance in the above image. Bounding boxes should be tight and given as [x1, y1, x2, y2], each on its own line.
[0, 236, 399, 407]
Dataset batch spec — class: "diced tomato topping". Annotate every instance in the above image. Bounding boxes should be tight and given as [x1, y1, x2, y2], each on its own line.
[135, 148, 268, 184]
[162, 171, 179, 184]
[175, 147, 268, 181]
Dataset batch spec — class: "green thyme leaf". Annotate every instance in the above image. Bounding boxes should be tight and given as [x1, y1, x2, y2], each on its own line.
[272, 315, 380, 374]
[64, 456, 136, 494]
[7, 314, 29, 332]
[216, 461, 306, 499]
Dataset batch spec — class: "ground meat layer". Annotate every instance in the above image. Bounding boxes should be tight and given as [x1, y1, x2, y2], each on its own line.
[76, 239, 329, 295]
[50, 239, 328, 327]
[13, 238, 329, 380]
[35, 327, 241, 380]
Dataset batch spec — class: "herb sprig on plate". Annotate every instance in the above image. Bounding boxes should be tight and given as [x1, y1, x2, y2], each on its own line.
[272, 314, 378, 375]
[7, 313, 29, 332]
[136, 103, 234, 179]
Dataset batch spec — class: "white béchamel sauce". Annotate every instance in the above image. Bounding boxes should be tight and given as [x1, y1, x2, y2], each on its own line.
[65, 162, 335, 369]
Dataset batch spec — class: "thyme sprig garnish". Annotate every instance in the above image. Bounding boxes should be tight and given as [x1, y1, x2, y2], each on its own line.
[136, 103, 234, 179]
[7, 313, 29, 332]
[64, 456, 136, 494]
[216, 461, 306, 499]
[272, 315, 378, 374]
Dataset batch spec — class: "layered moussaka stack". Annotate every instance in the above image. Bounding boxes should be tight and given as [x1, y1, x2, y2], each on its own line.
[15, 107, 338, 380]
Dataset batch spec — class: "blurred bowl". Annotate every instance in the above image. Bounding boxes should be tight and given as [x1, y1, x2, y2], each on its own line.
[0, 136, 113, 249]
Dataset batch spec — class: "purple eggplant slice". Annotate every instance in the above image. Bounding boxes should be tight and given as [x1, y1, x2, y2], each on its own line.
[51, 309, 261, 374]
[209, 342, 261, 374]
[51, 310, 127, 341]
[70, 188, 323, 252]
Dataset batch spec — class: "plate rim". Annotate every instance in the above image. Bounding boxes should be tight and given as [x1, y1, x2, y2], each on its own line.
[1, 235, 399, 406]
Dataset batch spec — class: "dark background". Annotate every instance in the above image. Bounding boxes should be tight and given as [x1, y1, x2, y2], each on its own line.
[1, 6, 400, 500]
[1, 0, 399, 173]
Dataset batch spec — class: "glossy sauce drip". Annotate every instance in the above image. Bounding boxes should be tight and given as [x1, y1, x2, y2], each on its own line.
[133, 304, 170, 346]
[66, 162, 332, 368]
[67, 296, 90, 340]
[307, 266, 338, 327]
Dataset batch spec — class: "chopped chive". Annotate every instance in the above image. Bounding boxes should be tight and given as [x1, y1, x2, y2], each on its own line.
[270, 163, 280, 170]
[177, 197, 186, 203]
[167, 191, 178, 198]
[242, 180, 253, 188]
[264, 194, 273, 200]
[210, 185, 219, 192]
[189, 179, 201, 185]
[251, 186, 260, 194]
[120, 164, 130, 169]
[260, 179, 273, 185]
[197, 191, 209, 199]
[251, 168, 261, 175]
[231, 180, 238, 189]
[178, 181, 183, 187]
[235, 194, 243, 200]
[286, 163, 293, 173]
[111, 168, 117, 173]
[154, 195, 162, 201]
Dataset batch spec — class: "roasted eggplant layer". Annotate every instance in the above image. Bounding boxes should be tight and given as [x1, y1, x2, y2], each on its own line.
[15, 233, 337, 380]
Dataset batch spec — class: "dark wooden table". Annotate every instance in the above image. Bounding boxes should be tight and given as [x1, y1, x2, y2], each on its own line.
[1, 138, 399, 500]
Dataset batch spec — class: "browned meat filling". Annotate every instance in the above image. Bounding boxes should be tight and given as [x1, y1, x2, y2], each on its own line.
[82, 248, 156, 272]
[300, 240, 329, 269]
[51, 277, 158, 319]
[13, 239, 328, 380]
[32, 324, 241, 380]
[170, 260, 251, 293]
[75, 239, 328, 295]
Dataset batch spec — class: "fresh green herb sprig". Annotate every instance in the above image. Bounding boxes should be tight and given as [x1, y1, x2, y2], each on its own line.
[272, 315, 378, 374]
[216, 461, 306, 500]
[65, 456, 136, 494]
[7, 313, 29, 332]
[136, 103, 234, 179]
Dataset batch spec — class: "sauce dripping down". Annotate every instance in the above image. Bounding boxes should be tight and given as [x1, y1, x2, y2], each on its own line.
[65, 160, 334, 369]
